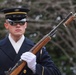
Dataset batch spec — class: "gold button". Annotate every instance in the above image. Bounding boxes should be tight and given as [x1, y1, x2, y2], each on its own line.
[23, 69, 27, 74]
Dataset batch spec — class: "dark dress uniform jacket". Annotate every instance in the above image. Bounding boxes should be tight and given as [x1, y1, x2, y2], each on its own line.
[0, 36, 61, 75]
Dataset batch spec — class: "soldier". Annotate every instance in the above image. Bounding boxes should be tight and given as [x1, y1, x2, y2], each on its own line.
[0, 7, 61, 75]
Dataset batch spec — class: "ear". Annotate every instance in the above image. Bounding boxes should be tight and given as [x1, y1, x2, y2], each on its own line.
[24, 22, 27, 29]
[4, 22, 9, 29]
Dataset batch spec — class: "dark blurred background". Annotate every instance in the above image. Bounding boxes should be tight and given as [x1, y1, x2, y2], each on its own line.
[0, 0, 76, 75]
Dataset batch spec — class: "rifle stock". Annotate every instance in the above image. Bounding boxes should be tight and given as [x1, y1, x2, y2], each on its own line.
[5, 12, 76, 75]
[9, 61, 26, 75]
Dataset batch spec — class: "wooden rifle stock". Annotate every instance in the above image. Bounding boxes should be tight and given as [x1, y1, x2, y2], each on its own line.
[5, 12, 76, 75]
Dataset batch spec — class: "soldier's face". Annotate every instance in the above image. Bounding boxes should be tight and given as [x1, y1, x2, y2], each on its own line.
[4, 20, 27, 37]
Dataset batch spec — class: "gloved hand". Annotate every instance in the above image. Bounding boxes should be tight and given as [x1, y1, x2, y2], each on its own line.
[21, 52, 36, 73]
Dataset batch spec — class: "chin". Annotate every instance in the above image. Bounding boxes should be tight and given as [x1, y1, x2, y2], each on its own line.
[14, 34, 22, 37]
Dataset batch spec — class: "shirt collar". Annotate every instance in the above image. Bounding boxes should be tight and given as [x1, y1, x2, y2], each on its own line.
[8, 34, 25, 43]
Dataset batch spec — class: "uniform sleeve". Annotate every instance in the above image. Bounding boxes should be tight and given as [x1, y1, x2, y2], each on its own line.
[34, 47, 61, 75]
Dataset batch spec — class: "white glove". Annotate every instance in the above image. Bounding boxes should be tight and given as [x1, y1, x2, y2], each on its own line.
[21, 52, 36, 73]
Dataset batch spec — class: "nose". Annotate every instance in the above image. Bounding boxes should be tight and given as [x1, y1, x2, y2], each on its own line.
[16, 23, 21, 27]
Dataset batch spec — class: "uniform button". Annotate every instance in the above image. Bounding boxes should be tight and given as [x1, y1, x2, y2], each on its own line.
[23, 69, 27, 74]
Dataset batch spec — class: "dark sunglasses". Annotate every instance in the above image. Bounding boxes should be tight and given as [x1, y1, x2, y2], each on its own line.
[8, 21, 26, 26]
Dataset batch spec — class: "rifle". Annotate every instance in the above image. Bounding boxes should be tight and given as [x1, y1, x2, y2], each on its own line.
[5, 12, 76, 75]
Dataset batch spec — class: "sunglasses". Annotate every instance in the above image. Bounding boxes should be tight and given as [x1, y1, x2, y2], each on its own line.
[8, 21, 26, 26]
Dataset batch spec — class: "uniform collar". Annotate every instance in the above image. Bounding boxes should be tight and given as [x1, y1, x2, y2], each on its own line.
[8, 34, 25, 53]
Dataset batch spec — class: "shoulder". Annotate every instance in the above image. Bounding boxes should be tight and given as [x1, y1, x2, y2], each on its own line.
[25, 37, 35, 46]
[0, 37, 8, 46]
